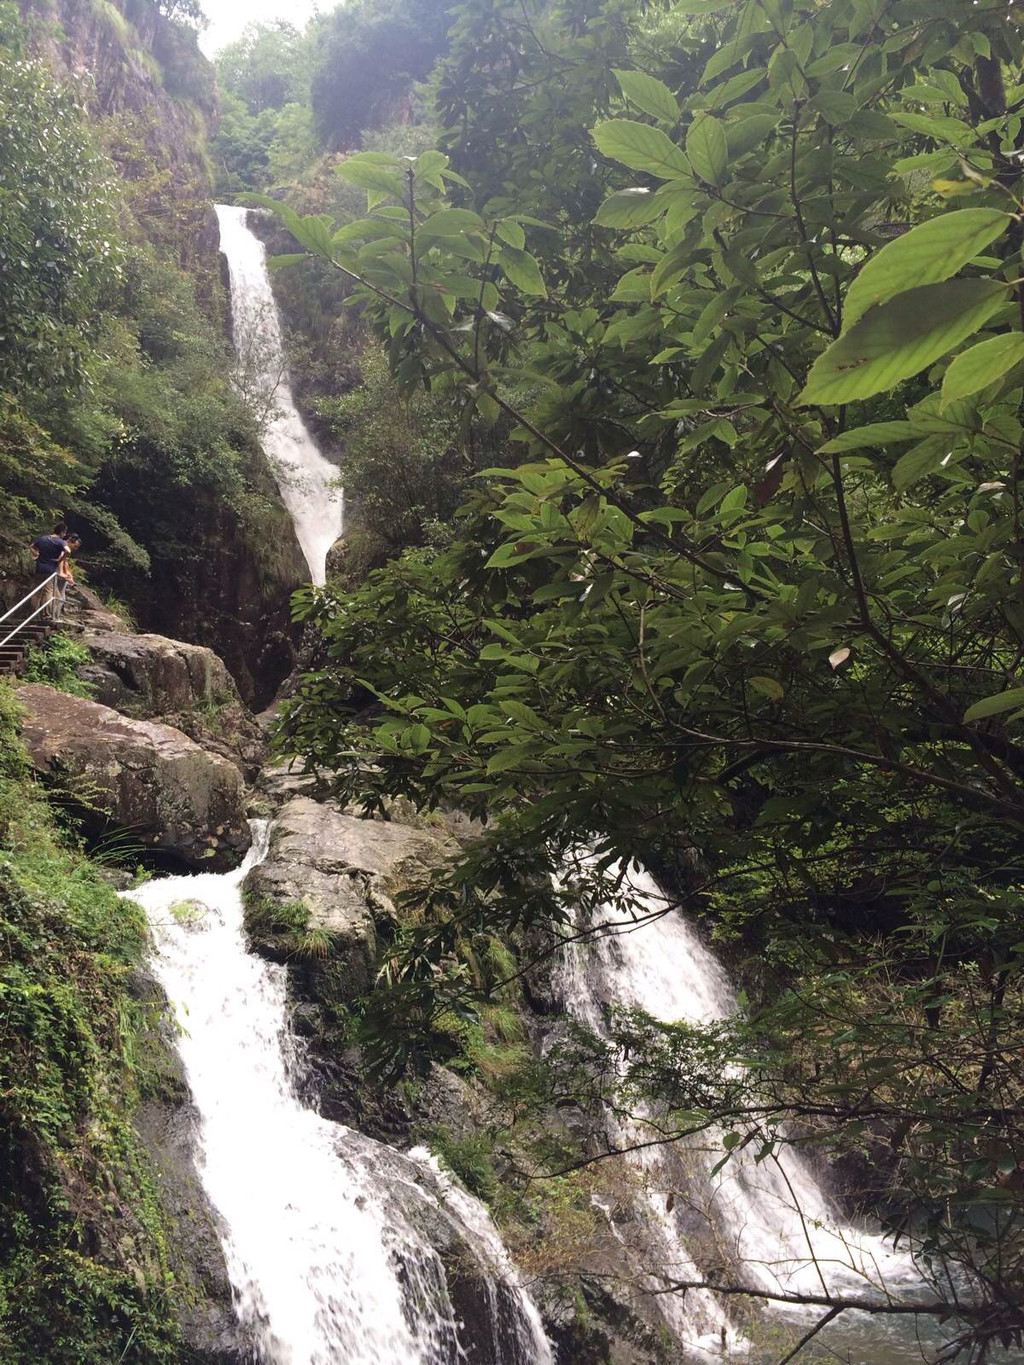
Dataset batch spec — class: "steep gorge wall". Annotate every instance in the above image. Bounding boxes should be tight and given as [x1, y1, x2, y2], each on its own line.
[15, 0, 307, 706]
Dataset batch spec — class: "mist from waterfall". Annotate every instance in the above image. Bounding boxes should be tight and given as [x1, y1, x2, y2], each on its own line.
[554, 858, 922, 1359]
[128, 825, 553, 1365]
[216, 204, 344, 585]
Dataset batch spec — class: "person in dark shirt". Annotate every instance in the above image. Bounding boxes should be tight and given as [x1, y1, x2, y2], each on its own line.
[29, 521, 68, 620]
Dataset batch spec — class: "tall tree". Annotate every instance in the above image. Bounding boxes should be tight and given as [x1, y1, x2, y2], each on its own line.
[264, 0, 1024, 1353]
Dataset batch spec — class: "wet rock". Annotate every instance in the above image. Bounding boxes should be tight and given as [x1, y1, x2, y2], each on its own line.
[63, 582, 133, 633]
[15, 684, 250, 870]
[334, 1131, 550, 1365]
[76, 628, 266, 779]
[243, 795, 455, 998]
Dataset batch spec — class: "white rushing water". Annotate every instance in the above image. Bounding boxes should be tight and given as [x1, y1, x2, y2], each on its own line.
[216, 205, 344, 585]
[555, 858, 921, 1357]
[128, 824, 553, 1365]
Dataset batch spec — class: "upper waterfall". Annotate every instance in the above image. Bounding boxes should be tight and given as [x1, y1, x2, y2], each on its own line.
[216, 205, 344, 586]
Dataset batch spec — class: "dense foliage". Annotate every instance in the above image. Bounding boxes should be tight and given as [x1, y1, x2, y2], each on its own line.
[262, 0, 1024, 1353]
[0, 686, 186, 1363]
[214, 21, 317, 191]
[310, 0, 454, 149]
[0, 0, 297, 666]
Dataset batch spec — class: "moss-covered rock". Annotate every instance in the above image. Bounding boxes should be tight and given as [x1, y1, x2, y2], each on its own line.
[242, 794, 455, 1000]
[15, 683, 251, 870]
[76, 627, 266, 779]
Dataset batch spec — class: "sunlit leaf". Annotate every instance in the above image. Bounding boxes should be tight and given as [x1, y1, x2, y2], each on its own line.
[843, 209, 1009, 328]
[800, 280, 1007, 406]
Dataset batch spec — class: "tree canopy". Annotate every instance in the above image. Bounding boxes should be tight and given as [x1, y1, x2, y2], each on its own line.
[262, 0, 1024, 1352]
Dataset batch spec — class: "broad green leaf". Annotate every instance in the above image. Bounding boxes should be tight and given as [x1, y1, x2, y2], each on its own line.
[843, 209, 1010, 329]
[414, 149, 448, 181]
[965, 688, 1024, 722]
[592, 119, 691, 179]
[892, 435, 949, 490]
[799, 280, 1007, 406]
[406, 723, 431, 752]
[335, 159, 405, 198]
[941, 333, 1024, 407]
[594, 188, 664, 229]
[749, 675, 784, 700]
[613, 69, 679, 124]
[811, 91, 858, 125]
[267, 253, 309, 271]
[890, 110, 975, 145]
[726, 113, 780, 158]
[818, 422, 917, 453]
[495, 219, 525, 248]
[686, 113, 729, 186]
[418, 208, 487, 238]
[497, 245, 547, 296]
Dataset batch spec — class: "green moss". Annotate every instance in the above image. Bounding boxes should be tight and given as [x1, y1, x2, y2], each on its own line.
[0, 681, 185, 1361]
[86, 0, 132, 44]
[242, 890, 311, 956]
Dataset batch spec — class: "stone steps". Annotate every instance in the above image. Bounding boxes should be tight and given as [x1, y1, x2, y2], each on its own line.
[0, 619, 55, 678]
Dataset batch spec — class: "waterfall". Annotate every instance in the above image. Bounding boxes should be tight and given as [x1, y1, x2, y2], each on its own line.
[554, 858, 921, 1356]
[127, 823, 553, 1365]
[216, 205, 344, 585]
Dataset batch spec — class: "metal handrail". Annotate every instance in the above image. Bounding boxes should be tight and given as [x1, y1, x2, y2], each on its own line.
[0, 573, 58, 628]
[0, 575, 58, 652]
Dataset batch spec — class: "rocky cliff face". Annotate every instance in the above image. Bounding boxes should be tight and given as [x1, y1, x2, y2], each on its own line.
[18, 0, 218, 272]
[16, 0, 308, 709]
[15, 682, 252, 870]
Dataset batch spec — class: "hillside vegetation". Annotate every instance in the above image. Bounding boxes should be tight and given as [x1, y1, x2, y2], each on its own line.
[219, 0, 1024, 1355]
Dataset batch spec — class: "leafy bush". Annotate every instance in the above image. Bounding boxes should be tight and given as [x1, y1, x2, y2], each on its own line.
[22, 634, 96, 699]
[0, 681, 184, 1361]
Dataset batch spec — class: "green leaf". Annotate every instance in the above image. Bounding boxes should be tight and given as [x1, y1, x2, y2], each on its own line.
[818, 422, 917, 453]
[418, 208, 487, 239]
[844, 209, 1010, 329]
[497, 245, 547, 296]
[965, 688, 1024, 722]
[892, 435, 949, 491]
[890, 110, 975, 145]
[335, 158, 405, 198]
[810, 91, 859, 125]
[614, 69, 679, 124]
[592, 119, 691, 179]
[686, 113, 729, 186]
[726, 113, 780, 158]
[407, 723, 431, 752]
[941, 333, 1024, 407]
[749, 675, 784, 700]
[799, 280, 1007, 406]
[594, 188, 663, 228]
[266, 253, 309, 271]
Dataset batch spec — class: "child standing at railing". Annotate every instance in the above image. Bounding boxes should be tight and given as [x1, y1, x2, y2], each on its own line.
[55, 534, 81, 621]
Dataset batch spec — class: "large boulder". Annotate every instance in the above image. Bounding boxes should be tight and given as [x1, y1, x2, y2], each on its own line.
[15, 684, 250, 870]
[243, 796, 455, 999]
[76, 629, 265, 779]
[77, 629, 237, 715]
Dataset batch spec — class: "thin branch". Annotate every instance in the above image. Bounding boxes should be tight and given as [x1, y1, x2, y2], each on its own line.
[776, 1305, 842, 1365]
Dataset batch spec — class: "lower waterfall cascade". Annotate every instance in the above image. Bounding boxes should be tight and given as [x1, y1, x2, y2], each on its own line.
[127, 823, 554, 1365]
[554, 858, 927, 1362]
[216, 205, 344, 586]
